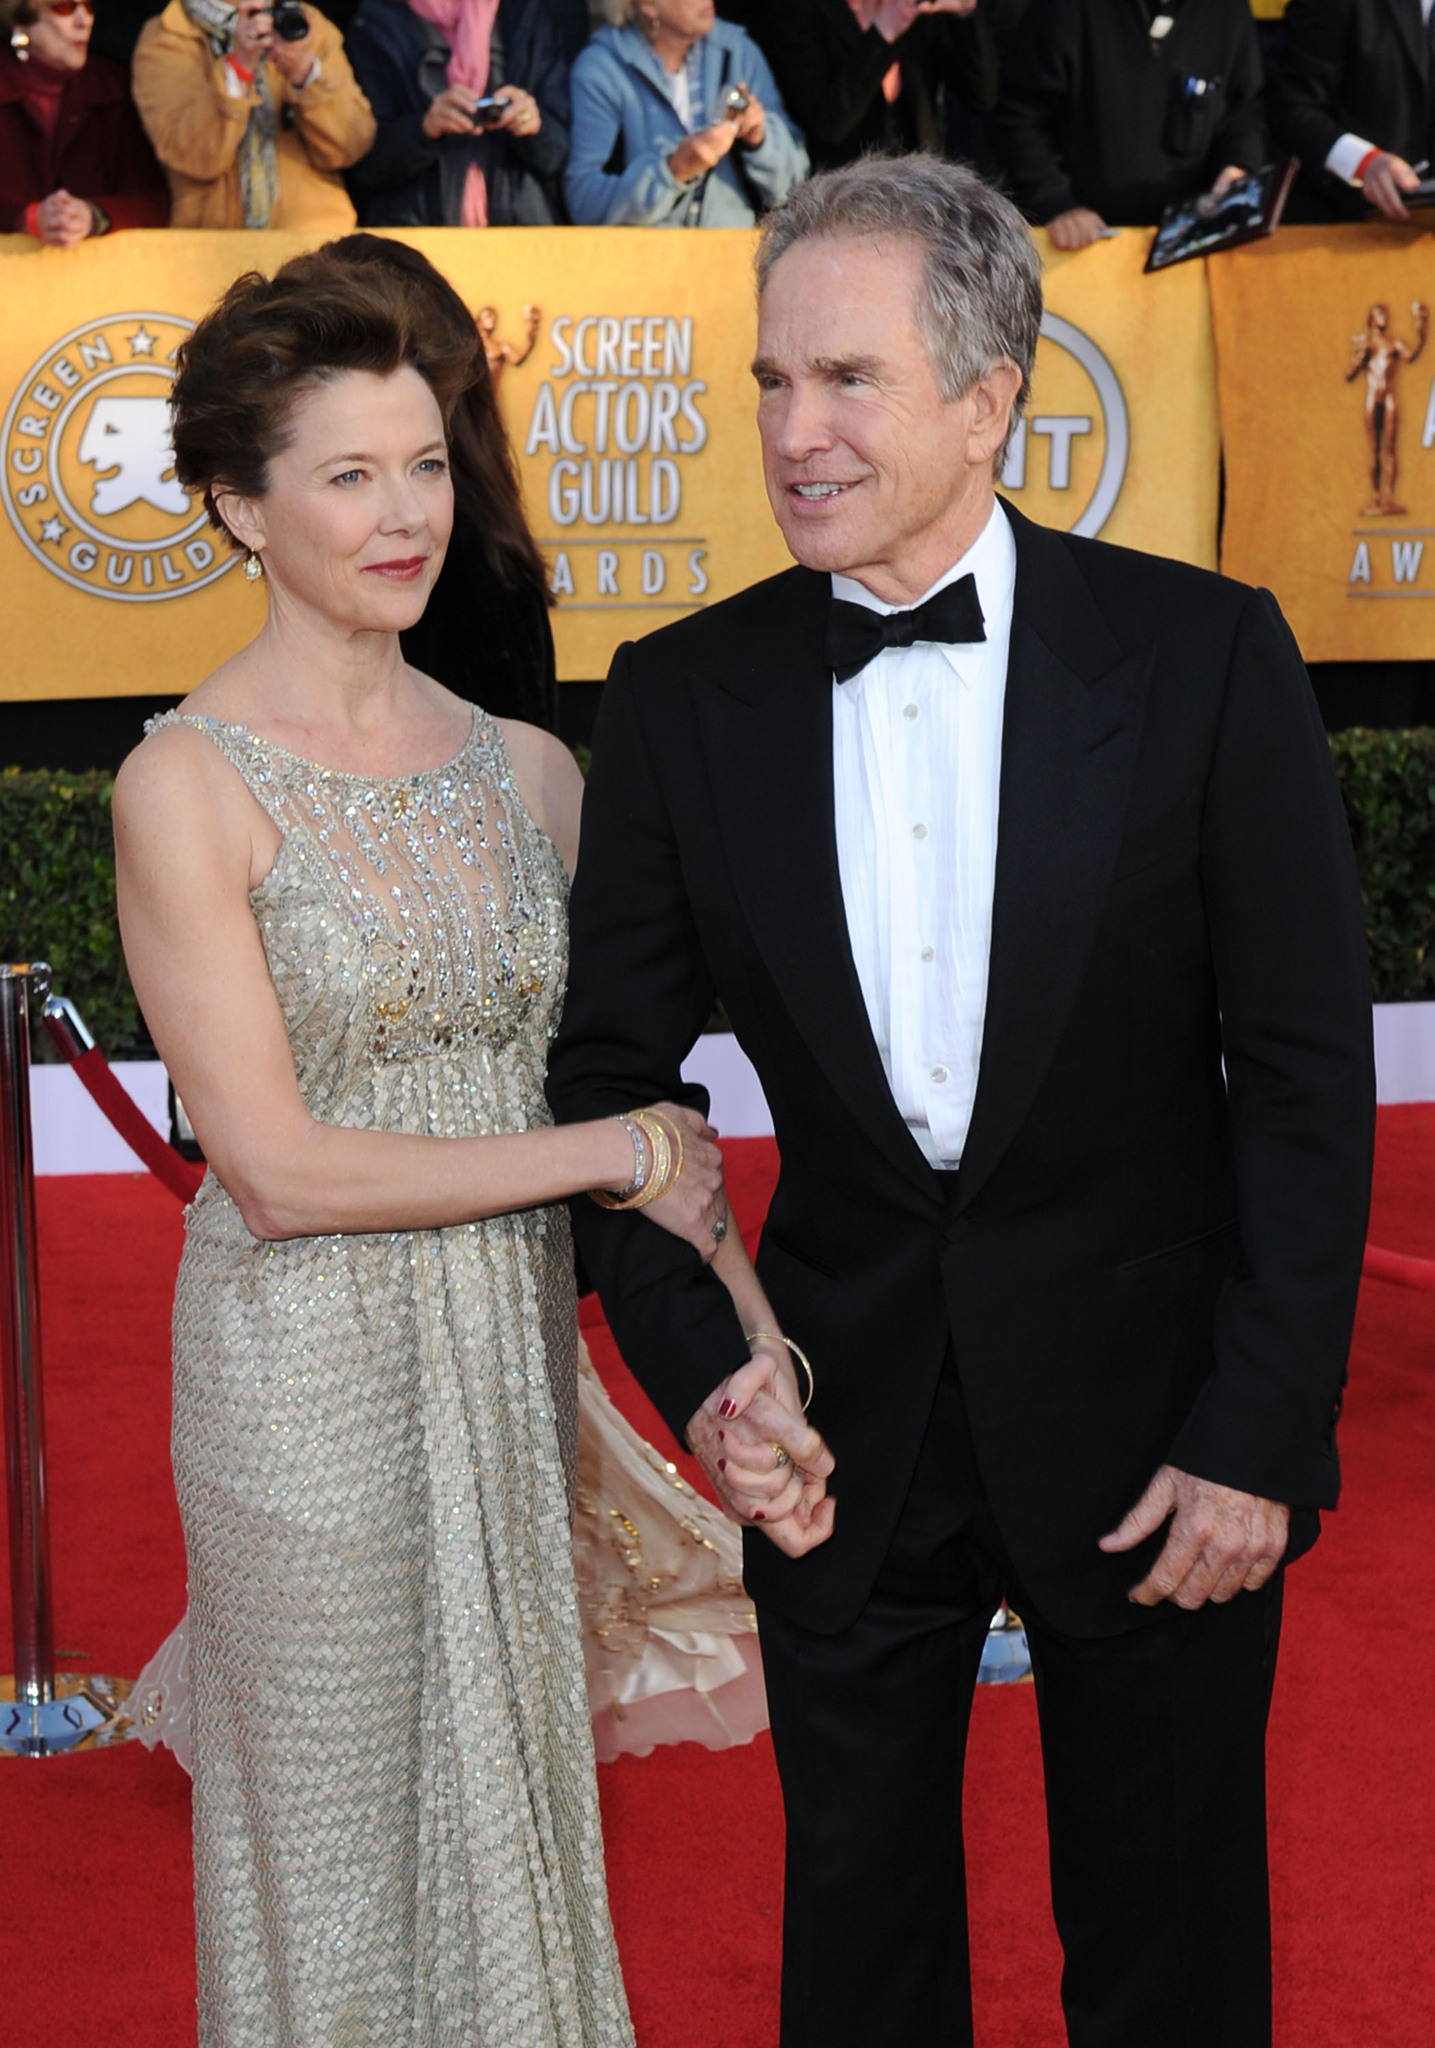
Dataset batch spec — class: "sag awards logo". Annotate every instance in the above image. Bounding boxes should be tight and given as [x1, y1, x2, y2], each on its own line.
[1000, 313, 1129, 537]
[1344, 299, 1435, 599]
[1, 313, 236, 603]
[517, 308, 715, 612]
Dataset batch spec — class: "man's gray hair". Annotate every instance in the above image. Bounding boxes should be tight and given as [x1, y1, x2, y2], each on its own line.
[756, 156, 1043, 462]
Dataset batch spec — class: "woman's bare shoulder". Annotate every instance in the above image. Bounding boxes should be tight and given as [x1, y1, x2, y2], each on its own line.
[496, 719, 584, 874]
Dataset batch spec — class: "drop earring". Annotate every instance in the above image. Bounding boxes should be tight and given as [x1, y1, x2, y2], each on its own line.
[11, 26, 30, 58]
[244, 552, 264, 581]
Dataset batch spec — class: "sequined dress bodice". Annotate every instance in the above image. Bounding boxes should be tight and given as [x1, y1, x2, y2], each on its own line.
[152, 708, 633, 2048]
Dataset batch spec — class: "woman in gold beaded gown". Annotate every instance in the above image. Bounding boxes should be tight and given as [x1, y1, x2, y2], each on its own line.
[112, 249, 812, 2048]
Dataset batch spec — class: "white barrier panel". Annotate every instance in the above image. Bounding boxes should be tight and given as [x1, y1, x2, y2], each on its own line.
[30, 1060, 169, 1175]
[1372, 1002, 1435, 1107]
[28, 1006, 1434, 1173]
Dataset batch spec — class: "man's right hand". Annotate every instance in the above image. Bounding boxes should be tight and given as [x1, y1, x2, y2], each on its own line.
[1046, 205, 1109, 250]
[687, 1345, 836, 1556]
[1360, 151, 1422, 221]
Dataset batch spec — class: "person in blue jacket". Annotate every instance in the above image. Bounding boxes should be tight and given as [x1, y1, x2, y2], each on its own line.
[345, 0, 568, 227]
[566, 0, 808, 228]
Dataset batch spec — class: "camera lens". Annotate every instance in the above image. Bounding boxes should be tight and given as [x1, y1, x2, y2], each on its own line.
[271, 1, 309, 40]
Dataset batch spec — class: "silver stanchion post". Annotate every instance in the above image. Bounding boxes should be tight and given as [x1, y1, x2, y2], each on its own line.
[1, 963, 132, 1757]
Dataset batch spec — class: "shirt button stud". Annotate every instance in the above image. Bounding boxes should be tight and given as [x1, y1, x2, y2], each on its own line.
[921, 946, 935, 962]
[912, 823, 928, 840]
[904, 703, 919, 720]
[931, 1065, 948, 1084]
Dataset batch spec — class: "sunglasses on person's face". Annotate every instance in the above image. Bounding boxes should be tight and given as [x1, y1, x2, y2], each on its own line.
[42, 1, 95, 16]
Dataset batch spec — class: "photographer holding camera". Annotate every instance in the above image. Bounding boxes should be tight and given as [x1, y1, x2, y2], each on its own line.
[344, 0, 569, 227]
[565, 0, 807, 227]
[132, 0, 374, 226]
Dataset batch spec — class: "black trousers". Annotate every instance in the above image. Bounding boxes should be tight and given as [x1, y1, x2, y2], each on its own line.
[757, 1355, 1285, 2048]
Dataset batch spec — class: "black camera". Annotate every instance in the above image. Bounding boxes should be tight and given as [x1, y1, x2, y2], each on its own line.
[471, 95, 511, 127]
[271, 0, 309, 41]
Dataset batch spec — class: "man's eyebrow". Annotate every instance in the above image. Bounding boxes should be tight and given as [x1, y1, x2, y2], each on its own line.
[812, 354, 885, 379]
[750, 353, 888, 380]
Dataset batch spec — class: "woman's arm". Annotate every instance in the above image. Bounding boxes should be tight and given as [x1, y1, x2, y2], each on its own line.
[729, 36, 809, 207]
[288, 13, 377, 171]
[113, 725, 718, 1243]
[563, 48, 690, 226]
[131, 15, 255, 184]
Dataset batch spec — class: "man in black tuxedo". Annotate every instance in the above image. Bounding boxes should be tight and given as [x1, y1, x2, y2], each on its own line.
[548, 156, 1374, 2047]
[1272, 0, 1435, 222]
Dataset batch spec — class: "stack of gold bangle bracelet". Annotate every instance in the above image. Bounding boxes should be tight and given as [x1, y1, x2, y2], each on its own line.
[590, 1107, 686, 1210]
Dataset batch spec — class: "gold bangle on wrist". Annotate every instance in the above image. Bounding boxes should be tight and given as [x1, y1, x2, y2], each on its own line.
[590, 1106, 684, 1210]
[744, 1329, 815, 1411]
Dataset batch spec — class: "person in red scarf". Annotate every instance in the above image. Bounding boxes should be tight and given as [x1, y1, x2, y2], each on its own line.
[1, 0, 167, 239]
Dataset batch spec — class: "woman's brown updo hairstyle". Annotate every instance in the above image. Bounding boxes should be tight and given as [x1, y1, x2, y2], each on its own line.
[169, 247, 479, 551]
[323, 233, 553, 606]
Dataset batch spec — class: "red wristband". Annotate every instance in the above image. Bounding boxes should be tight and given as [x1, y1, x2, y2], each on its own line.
[24, 200, 42, 237]
[1355, 147, 1382, 183]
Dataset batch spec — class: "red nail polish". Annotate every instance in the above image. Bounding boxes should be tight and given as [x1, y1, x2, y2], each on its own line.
[717, 1430, 725, 1441]
[753, 1510, 765, 1522]
[718, 1458, 727, 1471]
[719, 1399, 737, 1418]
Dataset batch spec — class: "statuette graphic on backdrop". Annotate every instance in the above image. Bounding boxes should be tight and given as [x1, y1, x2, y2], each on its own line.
[1, 314, 237, 602]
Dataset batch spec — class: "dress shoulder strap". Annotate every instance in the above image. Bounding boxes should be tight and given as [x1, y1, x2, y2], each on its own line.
[144, 712, 292, 829]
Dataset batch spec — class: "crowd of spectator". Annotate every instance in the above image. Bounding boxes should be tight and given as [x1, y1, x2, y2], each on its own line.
[4, 0, 1434, 246]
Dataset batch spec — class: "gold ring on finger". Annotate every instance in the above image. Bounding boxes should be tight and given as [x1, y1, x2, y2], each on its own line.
[773, 1444, 790, 1470]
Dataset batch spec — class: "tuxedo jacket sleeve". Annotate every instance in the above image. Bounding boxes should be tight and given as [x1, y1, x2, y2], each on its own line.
[548, 645, 755, 1443]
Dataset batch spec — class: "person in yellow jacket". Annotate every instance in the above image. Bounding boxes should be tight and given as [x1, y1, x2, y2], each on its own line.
[133, 0, 376, 229]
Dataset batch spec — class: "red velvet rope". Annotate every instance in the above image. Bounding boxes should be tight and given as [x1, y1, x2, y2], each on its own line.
[1362, 1242, 1435, 1292]
[68, 1047, 204, 1205]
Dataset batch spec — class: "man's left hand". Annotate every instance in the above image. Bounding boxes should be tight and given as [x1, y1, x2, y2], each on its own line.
[1099, 1464, 1289, 1608]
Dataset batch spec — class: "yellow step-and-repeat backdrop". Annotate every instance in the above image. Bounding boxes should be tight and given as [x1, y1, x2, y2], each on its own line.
[1211, 222, 1435, 662]
[0, 225, 1217, 701]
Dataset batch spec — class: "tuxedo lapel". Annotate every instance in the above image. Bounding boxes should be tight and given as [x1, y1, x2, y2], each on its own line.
[698, 567, 936, 1196]
[955, 509, 1152, 1209]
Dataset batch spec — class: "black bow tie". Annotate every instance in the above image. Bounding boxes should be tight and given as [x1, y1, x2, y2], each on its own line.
[825, 574, 987, 684]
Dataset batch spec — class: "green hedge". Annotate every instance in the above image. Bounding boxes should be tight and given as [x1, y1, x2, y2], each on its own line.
[1, 730, 1433, 1057]
[0, 767, 147, 1057]
[1329, 727, 1435, 1002]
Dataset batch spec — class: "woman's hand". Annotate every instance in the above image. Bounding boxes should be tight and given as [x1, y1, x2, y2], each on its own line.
[669, 119, 739, 185]
[423, 83, 481, 139]
[33, 188, 94, 246]
[268, 9, 318, 88]
[731, 86, 765, 150]
[229, 0, 274, 74]
[494, 85, 542, 139]
[635, 1102, 727, 1260]
[686, 1344, 836, 1555]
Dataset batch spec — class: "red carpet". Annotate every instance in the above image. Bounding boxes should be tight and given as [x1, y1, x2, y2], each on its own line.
[2, 1116, 1433, 2045]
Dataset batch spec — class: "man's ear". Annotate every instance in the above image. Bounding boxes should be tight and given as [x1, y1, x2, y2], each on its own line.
[215, 486, 264, 558]
[964, 362, 1024, 471]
